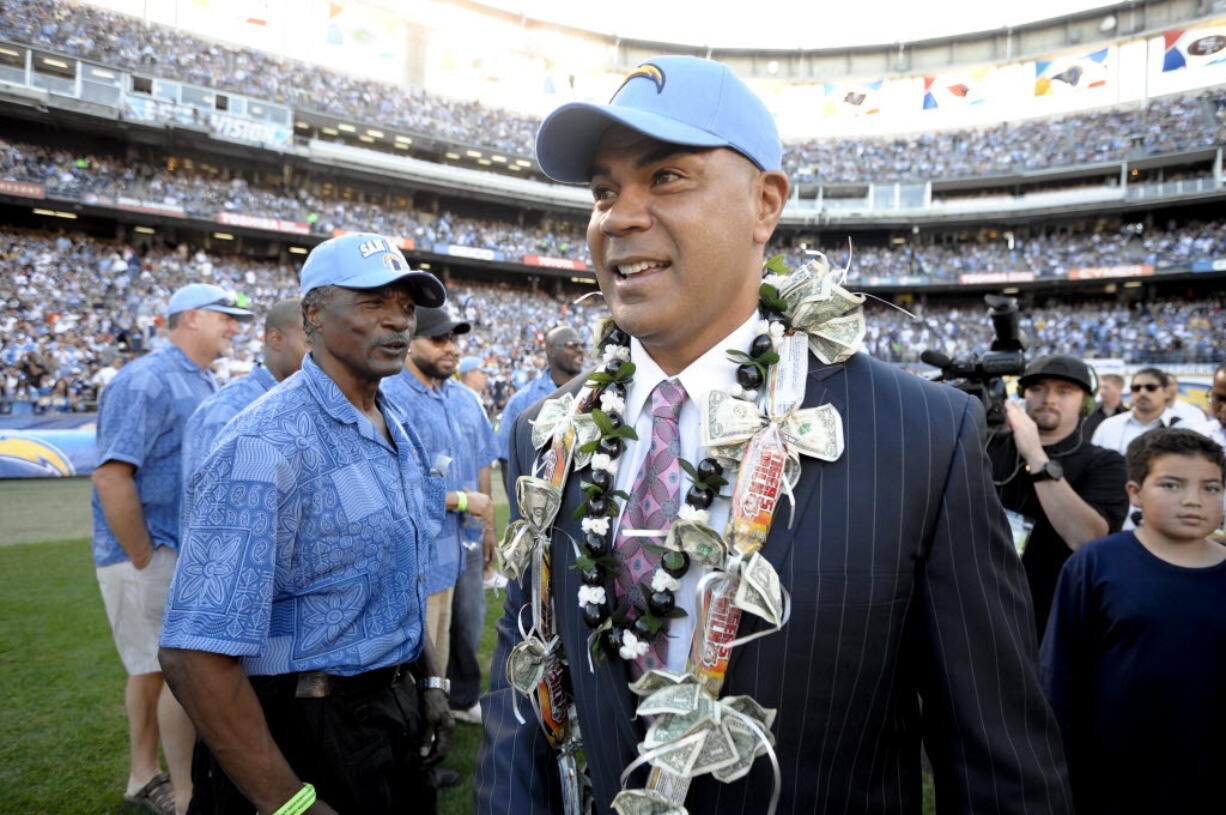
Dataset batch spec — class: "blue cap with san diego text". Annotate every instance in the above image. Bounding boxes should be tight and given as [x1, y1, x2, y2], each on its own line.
[535, 55, 781, 183]
[299, 233, 446, 307]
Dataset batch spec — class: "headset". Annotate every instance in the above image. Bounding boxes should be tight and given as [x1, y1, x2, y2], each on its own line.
[1014, 364, 1099, 416]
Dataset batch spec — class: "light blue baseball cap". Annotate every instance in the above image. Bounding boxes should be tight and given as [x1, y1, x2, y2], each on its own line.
[535, 55, 781, 183]
[166, 283, 256, 319]
[299, 233, 446, 306]
[458, 356, 492, 375]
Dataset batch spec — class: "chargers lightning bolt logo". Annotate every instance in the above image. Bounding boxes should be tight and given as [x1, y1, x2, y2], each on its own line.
[612, 63, 665, 99]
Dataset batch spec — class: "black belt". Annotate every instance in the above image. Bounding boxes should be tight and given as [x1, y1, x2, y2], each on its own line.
[251, 662, 414, 699]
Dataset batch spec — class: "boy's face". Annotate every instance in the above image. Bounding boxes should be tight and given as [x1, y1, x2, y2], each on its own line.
[1127, 454, 1225, 543]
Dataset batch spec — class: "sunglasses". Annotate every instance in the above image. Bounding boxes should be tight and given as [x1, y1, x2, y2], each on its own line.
[203, 294, 240, 309]
[1130, 383, 1162, 393]
[426, 332, 461, 345]
[550, 341, 583, 351]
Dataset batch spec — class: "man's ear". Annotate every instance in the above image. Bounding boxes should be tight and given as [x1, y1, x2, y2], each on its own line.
[265, 326, 283, 352]
[752, 170, 789, 245]
[1125, 480, 1143, 507]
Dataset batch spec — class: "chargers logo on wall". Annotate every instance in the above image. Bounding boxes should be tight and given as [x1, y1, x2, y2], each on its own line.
[0, 432, 76, 478]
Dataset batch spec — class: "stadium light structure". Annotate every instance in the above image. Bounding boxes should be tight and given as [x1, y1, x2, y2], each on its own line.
[213, 232, 235, 240]
[133, 226, 156, 234]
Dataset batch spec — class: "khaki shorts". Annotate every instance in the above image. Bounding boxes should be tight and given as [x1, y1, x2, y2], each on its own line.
[96, 546, 177, 676]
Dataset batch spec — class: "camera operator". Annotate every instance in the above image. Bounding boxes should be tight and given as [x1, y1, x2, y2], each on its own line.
[988, 354, 1129, 633]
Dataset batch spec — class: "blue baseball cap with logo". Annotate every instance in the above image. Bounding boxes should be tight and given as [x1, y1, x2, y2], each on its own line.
[166, 283, 256, 319]
[535, 55, 781, 183]
[299, 233, 446, 307]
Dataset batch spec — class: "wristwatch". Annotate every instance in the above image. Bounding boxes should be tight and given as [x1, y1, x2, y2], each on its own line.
[418, 676, 451, 695]
[1029, 459, 1064, 483]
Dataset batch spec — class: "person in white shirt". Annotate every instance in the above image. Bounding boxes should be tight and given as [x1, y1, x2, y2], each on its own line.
[1209, 364, 1226, 449]
[1092, 368, 1209, 457]
[1165, 373, 1210, 428]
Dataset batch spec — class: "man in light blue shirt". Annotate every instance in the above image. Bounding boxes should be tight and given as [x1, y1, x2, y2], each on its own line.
[91, 282, 253, 815]
[159, 233, 465, 815]
[383, 307, 497, 731]
[494, 324, 585, 464]
[180, 298, 308, 485]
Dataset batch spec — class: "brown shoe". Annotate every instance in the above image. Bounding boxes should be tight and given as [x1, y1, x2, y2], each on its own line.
[123, 772, 174, 815]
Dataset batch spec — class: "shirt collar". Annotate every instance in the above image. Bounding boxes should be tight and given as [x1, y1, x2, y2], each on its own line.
[249, 364, 277, 392]
[301, 351, 387, 438]
[1126, 407, 1174, 428]
[625, 313, 759, 424]
[164, 342, 208, 375]
[395, 367, 449, 398]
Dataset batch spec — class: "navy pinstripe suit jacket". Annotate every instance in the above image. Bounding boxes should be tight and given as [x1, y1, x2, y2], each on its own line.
[475, 352, 1072, 814]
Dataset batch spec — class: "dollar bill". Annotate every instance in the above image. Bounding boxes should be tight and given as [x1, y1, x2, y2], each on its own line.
[611, 788, 688, 815]
[807, 310, 865, 364]
[637, 682, 703, 717]
[629, 669, 692, 697]
[650, 731, 706, 778]
[497, 519, 535, 583]
[700, 390, 764, 449]
[666, 520, 727, 569]
[782, 404, 844, 462]
[710, 715, 761, 783]
[722, 694, 776, 733]
[530, 393, 575, 450]
[686, 719, 740, 776]
[590, 317, 617, 351]
[733, 551, 784, 627]
[506, 636, 549, 694]
[570, 412, 600, 471]
[516, 476, 563, 533]
[777, 262, 833, 308]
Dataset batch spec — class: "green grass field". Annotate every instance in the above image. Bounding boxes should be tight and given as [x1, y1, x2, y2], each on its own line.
[0, 477, 934, 814]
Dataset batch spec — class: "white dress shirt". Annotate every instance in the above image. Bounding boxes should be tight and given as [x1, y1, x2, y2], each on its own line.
[611, 313, 758, 673]
[1090, 406, 1209, 457]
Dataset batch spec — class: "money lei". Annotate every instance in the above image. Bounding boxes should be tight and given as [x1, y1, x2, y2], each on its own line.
[498, 254, 865, 815]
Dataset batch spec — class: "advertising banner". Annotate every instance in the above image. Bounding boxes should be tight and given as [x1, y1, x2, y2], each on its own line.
[331, 228, 414, 250]
[522, 255, 588, 271]
[0, 426, 97, 478]
[1191, 258, 1226, 273]
[1033, 48, 1112, 97]
[1161, 22, 1226, 72]
[434, 244, 502, 262]
[958, 271, 1037, 285]
[116, 197, 185, 217]
[217, 211, 310, 235]
[1067, 265, 1155, 280]
[209, 112, 292, 148]
[0, 179, 46, 199]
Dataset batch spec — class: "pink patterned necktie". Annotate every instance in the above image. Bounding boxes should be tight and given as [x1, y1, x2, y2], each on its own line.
[614, 378, 687, 674]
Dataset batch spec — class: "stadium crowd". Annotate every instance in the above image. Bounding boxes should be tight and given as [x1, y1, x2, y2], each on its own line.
[0, 138, 592, 262]
[0, 227, 600, 416]
[2, 227, 1222, 418]
[3, 0, 1225, 183]
[6, 137, 1226, 280]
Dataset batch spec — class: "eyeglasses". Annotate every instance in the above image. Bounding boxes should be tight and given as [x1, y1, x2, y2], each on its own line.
[1130, 383, 1161, 393]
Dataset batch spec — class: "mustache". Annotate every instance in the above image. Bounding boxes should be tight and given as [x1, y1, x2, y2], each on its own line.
[374, 333, 410, 346]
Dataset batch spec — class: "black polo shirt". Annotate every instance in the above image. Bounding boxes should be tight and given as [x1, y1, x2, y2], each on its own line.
[988, 423, 1129, 634]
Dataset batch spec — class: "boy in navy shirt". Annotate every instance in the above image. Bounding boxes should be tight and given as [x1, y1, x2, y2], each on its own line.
[1041, 427, 1226, 815]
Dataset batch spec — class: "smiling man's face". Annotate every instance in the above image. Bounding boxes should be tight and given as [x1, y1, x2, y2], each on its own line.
[585, 126, 786, 373]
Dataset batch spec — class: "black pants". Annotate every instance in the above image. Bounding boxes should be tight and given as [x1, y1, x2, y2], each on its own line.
[187, 672, 437, 815]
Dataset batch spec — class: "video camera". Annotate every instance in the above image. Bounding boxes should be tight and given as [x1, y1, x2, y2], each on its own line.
[921, 295, 1026, 428]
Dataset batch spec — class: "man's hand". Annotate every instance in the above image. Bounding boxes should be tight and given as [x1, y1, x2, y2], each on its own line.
[130, 545, 154, 570]
[482, 524, 497, 570]
[1004, 401, 1046, 467]
[418, 688, 454, 767]
[464, 491, 494, 525]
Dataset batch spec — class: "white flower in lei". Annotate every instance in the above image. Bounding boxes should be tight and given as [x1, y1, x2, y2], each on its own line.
[677, 503, 710, 524]
[650, 569, 680, 593]
[591, 452, 618, 474]
[599, 390, 626, 415]
[580, 515, 610, 536]
[602, 344, 631, 364]
[618, 630, 649, 661]
[578, 585, 607, 606]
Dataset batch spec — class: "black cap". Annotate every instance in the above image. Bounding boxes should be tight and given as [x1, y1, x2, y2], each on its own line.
[1017, 354, 1095, 395]
[413, 306, 471, 339]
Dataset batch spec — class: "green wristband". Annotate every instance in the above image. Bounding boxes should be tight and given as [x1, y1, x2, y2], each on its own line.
[272, 783, 315, 815]
[455, 491, 468, 513]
